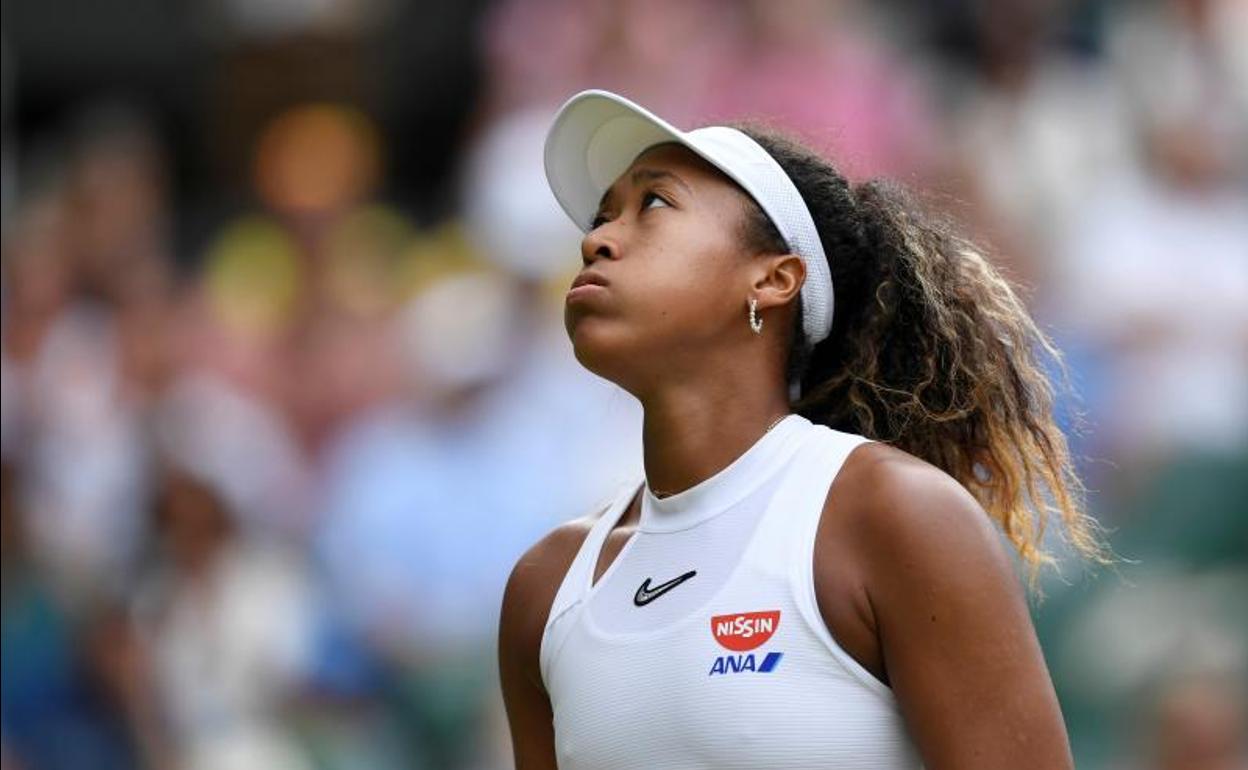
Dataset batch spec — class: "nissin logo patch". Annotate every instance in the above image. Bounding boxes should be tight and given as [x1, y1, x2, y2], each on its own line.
[711, 610, 780, 651]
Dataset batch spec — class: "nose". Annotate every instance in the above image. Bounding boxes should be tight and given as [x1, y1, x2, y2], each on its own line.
[580, 223, 618, 268]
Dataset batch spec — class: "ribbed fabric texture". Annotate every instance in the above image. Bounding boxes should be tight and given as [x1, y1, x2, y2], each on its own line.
[540, 416, 924, 769]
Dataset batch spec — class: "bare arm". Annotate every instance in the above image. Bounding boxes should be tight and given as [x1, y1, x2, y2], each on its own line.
[498, 520, 595, 770]
[850, 452, 1074, 769]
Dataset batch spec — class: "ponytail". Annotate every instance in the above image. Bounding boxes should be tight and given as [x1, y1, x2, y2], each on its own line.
[734, 124, 1112, 591]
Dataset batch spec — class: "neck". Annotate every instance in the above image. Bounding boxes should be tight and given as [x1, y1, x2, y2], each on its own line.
[639, 374, 791, 499]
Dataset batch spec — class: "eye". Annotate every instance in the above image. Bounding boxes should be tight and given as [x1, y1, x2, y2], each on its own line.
[589, 212, 608, 229]
[642, 191, 670, 211]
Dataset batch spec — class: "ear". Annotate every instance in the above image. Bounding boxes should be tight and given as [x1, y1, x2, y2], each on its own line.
[751, 253, 805, 311]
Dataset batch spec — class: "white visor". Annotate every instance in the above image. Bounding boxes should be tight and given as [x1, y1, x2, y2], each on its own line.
[543, 88, 834, 348]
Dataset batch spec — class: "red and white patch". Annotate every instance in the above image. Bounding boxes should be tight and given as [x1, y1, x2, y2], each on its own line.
[711, 610, 781, 651]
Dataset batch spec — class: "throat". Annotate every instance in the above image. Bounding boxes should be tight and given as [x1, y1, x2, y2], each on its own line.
[639, 413, 806, 533]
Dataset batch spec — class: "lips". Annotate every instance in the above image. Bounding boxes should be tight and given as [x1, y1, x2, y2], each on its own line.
[571, 271, 610, 290]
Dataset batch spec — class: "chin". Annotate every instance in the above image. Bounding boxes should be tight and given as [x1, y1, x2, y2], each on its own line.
[566, 316, 635, 386]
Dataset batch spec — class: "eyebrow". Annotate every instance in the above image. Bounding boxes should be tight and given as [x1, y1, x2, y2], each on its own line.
[597, 167, 694, 213]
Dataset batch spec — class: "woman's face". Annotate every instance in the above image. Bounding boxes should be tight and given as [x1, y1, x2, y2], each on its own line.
[564, 142, 762, 391]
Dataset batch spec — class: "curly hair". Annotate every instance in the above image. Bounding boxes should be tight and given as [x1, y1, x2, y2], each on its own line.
[732, 124, 1112, 593]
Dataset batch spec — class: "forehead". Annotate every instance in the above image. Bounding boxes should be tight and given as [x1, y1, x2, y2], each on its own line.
[599, 142, 741, 207]
[632, 142, 718, 174]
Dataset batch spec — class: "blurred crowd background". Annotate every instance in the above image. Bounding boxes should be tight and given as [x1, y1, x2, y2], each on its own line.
[1, 0, 1245, 768]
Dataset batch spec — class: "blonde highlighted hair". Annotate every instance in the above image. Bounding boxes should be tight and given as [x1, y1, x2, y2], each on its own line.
[735, 125, 1114, 594]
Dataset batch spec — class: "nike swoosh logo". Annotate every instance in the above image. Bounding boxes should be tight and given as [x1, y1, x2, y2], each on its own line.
[634, 570, 697, 606]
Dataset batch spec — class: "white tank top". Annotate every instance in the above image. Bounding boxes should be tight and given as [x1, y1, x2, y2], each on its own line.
[539, 414, 923, 769]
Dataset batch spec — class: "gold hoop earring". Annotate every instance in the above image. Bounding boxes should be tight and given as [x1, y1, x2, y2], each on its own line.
[748, 297, 763, 334]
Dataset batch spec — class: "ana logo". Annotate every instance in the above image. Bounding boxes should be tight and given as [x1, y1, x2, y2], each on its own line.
[708, 651, 783, 677]
[710, 610, 781, 652]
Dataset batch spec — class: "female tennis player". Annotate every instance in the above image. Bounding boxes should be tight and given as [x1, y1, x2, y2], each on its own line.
[498, 89, 1109, 769]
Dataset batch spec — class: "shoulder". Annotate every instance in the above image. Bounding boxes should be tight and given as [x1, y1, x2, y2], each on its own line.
[498, 506, 606, 690]
[822, 441, 1073, 766]
[834, 440, 1011, 568]
[498, 508, 611, 768]
[502, 513, 596, 612]
[501, 511, 599, 630]
[827, 440, 1022, 612]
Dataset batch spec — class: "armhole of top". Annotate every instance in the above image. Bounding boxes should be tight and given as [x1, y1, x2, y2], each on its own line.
[538, 477, 641, 690]
[789, 433, 899, 706]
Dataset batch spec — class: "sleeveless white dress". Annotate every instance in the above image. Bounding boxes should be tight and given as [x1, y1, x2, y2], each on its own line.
[539, 414, 924, 769]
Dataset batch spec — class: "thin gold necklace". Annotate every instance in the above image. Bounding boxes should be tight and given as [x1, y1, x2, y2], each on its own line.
[764, 412, 789, 433]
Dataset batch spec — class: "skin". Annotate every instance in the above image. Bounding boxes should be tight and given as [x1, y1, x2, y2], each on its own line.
[498, 143, 1074, 769]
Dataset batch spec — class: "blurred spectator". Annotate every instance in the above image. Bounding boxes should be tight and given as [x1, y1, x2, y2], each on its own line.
[153, 372, 313, 539]
[314, 264, 641, 768]
[62, 102, 172, 306]
[479, 0, 734, 123]
[2, 189, 72, 449]
[942, 0, 1134, 289]
[704, 0, 941, 181]
[459, 108, 583, 282]
[191, 102, 409, 458]
[1109, 0, 1248, 177]
[1051, 0, 1248, 479]
[1, 102, 177, 608]
[131, 469, 314, 770]
[1139, 676, 1248, 770]
[19, 302, 151, 597]
[1, 464, 139, 770]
